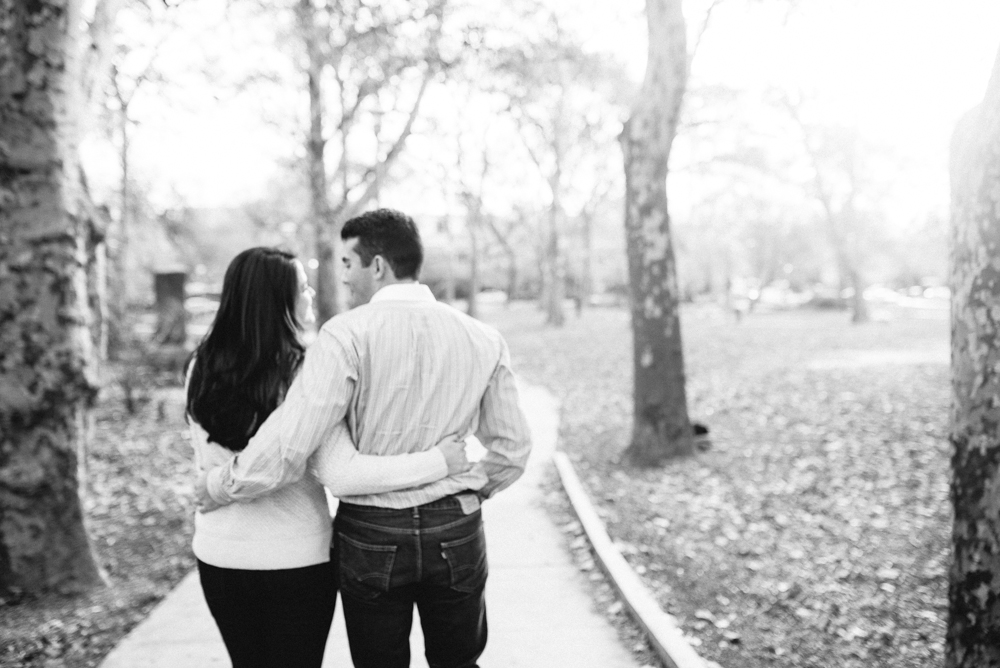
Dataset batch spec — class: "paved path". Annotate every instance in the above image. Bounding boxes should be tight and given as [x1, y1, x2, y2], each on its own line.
[100, 382, 640, 668]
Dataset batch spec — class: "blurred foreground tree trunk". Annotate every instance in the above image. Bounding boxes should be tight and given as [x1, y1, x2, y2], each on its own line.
[620, 0, 693, 466]
[947, 46, 1000, 668]
[0, 0, 105, 595]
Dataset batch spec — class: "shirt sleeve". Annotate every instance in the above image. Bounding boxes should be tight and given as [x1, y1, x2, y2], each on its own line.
[308, 421, 449, 497]
[474, 338, 532, 499]
[205, 326, 359, 505]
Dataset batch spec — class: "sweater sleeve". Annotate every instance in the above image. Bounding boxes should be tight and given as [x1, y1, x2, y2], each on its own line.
[309, 421, 449, 497]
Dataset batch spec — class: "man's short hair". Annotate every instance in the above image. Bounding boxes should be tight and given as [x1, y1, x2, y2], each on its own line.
[341, 208, 423, 280]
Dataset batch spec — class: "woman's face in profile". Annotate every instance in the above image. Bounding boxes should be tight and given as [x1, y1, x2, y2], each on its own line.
[294, 259, 316, 326]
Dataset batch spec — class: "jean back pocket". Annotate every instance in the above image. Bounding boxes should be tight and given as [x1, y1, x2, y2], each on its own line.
[338, 532, 397, 600]
[441, 525, 488, 593]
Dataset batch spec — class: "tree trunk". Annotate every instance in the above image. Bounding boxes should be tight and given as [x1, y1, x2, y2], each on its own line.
[0, 0, 105, 595]
[80, 0, 123, 130]
[848, 268, 869, 324]
[620, 0, 693, 466]
[467, 207, 480, 320]
[505, 250, 517, 303]
[106, 96, 130, 357]
[536, 238, 549, 311]
[545, 177, 565, 326]
[579, 208, 595, 313]
[947, 46, 1000, 667]
[85, 200, 110, 361]
[153, 272, 187, 346]
[483, 215, 517, 302]
[81, 0, 120, 357]
[839, 204, 869, 324]
[299, 0, 340, 324]
[544, 218, 565, 326]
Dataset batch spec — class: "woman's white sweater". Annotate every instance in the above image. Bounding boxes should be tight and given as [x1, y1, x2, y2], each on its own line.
[189, 383, 447, 570]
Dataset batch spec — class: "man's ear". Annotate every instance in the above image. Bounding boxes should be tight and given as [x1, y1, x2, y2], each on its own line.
[372, 255, 387, 280]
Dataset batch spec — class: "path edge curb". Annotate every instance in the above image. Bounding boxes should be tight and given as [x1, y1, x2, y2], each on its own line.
[553, 451, 714, 668]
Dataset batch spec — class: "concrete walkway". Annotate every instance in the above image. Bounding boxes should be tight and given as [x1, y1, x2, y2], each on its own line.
[100, 383, 640, 668]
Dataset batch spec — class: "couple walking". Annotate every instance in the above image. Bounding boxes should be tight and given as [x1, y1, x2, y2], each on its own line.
[186, 208, 532, 668]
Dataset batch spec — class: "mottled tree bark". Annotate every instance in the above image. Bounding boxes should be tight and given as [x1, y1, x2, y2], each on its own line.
[947, 46, 1000, 668]
[0, 0, 104, 594]
[620, 0, 693, 466]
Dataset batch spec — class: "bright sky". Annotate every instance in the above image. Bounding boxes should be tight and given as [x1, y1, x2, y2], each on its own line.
[702, 1, 1000, 141]
[673, 0, 1000, 227]
[82, 0, 1000, 219]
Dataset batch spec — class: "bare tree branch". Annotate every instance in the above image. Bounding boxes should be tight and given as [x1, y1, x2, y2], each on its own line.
[332, 0, 445, 221]
[688, 0, 727, 68]
[335, 64, 433, 221]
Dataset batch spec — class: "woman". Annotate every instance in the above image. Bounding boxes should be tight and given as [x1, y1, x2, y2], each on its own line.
[185, 247, 463, 668]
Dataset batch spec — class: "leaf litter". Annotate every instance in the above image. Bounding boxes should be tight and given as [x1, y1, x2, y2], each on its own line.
[0, 365, 196, 668]
[486, 303, 950, 668]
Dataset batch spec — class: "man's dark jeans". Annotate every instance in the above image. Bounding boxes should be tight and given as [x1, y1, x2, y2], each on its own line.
[334, 494, 488, 668]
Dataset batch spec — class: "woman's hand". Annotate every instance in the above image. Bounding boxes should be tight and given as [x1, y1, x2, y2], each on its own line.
[195, 469, 223, 513]
[436, 435, 473, 476]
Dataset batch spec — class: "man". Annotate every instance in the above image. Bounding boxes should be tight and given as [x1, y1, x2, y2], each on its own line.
[197, 208, 532, 668]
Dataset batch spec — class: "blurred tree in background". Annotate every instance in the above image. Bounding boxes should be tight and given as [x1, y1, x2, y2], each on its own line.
[620, 0, 693, 465]
[292, 0, 449, 321]
[489, 3, 629, 326]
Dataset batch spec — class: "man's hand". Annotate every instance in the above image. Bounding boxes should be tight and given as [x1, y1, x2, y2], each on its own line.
[437, 435, 473, 476]
[195, 470, 223, 514]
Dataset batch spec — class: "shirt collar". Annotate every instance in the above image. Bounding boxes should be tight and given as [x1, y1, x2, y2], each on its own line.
[369, 282, 437, 304]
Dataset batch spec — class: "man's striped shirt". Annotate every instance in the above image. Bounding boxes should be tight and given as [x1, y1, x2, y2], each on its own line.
[206, 282, 532, 510]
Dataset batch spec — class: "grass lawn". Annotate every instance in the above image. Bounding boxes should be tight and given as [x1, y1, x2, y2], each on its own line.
[482, 300, 951, 668]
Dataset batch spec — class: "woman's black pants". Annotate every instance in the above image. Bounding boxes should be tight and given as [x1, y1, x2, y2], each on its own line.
[198, 559, 336, 668]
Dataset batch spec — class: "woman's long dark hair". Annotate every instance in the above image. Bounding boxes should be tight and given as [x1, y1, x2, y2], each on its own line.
[185, 247, 305, 451]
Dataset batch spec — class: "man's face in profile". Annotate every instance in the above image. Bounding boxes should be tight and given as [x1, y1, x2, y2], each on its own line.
[341, 238, 377, 308]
